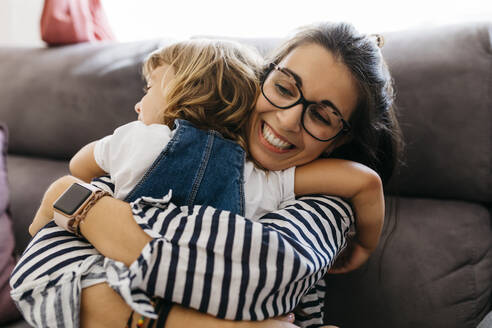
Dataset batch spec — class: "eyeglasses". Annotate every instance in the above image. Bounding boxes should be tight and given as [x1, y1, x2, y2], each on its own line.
[261, 64, 351, 142]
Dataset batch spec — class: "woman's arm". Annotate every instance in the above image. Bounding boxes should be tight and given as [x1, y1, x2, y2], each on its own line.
[92, 192, 352, 322]
[29, 175, 149, 265]
[295, 158, 384, 272]
[29, 175, 83, 236]
[33, 175, 352, 324]
[81, 283, 299, 328]
[70, 141, 107, 183]
[165, 306, 299, 328]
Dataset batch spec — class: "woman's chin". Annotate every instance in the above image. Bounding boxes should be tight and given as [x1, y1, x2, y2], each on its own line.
[252, 151, 290, 171]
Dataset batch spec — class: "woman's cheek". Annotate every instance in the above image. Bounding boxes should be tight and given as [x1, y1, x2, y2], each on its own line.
[254, 95, 271, 114]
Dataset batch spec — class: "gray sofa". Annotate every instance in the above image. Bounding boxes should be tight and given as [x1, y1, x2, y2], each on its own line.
[0, 22, 490, 328]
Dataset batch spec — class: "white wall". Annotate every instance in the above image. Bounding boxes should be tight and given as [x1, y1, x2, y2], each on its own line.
[0, 0, 490, 46]
[104, 0, 492, 41]
[0, 0, 44, 46]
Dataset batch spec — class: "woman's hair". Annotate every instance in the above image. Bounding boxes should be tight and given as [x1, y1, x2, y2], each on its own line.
[265, 22, 404, 184]
[143, 39, 262, 153]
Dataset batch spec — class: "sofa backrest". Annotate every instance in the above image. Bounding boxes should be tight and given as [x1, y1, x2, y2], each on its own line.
[0, 39, 170, 159]
[0, 23, 490, 203]
[382, 23, 491, 203]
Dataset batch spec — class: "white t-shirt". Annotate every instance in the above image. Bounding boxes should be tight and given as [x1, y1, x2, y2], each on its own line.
[94, 121, 295, 220]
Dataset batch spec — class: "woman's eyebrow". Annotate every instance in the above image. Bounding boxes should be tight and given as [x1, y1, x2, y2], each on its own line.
[284, 67, 343, 115]
[283, 67, 303, 88]
[321, 100, 343, 116]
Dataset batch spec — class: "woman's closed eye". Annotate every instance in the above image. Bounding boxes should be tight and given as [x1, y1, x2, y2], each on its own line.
[143, 85, 151, 93]
[274, 83, 296, 98]
[308, 106, 333, 126]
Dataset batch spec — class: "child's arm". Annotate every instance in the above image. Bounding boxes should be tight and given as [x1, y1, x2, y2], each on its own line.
[69, 141, 107, 183]
[295, 158, 384, 273]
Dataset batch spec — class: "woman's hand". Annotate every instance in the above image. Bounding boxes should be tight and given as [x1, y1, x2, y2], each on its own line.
[29, 175, 80, 236]
[275, 313, 295, 323]
[29, 204, 52, 237]
[328, 237, 372, 274]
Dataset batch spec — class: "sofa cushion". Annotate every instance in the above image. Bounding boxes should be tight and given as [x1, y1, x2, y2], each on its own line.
[0, 124, 21, 323]
[7, 155, 69, 254]
[324, 197, 492, 328]
[383, 23, 492, 203]
[0, 39, 173, 161]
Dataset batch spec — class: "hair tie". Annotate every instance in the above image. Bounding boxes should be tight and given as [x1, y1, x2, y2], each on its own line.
[370, 34, 385, 48]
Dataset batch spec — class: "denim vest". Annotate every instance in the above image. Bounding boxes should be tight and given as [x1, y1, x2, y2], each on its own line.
[124, 119, 245, 216]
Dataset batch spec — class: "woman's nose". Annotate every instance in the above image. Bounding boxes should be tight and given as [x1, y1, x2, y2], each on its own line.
[134, 102, 141, 114]
[276, 104, 303, 133]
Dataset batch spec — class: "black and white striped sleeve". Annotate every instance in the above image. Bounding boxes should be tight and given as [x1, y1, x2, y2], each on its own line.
[108, 194, 354, 323]
[294, 279, 327, 327]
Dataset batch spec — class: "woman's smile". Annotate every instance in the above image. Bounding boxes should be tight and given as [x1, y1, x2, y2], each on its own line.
[259, 121, 295, 153]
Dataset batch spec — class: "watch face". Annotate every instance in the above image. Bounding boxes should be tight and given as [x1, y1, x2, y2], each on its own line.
[54, 183, 93, 215]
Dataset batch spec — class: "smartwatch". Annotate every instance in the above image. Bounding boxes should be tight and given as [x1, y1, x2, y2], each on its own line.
[53, 182, 108, 236]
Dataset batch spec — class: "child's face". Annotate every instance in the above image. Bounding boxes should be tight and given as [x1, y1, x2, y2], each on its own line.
[135, 64, 175, 125]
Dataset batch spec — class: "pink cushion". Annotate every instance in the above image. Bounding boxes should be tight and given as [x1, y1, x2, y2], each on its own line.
[40, 0, 116, 45]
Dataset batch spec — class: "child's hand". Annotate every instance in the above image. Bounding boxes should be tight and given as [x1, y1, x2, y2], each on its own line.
[328, 238, 373, 274]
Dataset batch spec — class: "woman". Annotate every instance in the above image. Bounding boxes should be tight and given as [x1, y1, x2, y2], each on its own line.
[18, 22, 402, 328]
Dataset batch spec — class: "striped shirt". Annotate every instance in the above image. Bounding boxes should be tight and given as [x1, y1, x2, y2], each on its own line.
[10, 177, 353, 327]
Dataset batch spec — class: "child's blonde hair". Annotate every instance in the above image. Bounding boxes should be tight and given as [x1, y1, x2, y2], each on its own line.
[143, 39, 262, 154]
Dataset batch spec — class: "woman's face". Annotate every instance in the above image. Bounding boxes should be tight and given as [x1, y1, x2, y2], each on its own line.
[135, 64, 175, 125]
[248, 43, 359, 171]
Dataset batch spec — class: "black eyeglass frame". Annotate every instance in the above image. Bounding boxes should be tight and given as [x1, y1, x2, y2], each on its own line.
[261, 64, 351, 142]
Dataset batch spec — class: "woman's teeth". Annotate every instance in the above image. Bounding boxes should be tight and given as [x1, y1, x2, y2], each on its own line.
[263, 124, 292, 150]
